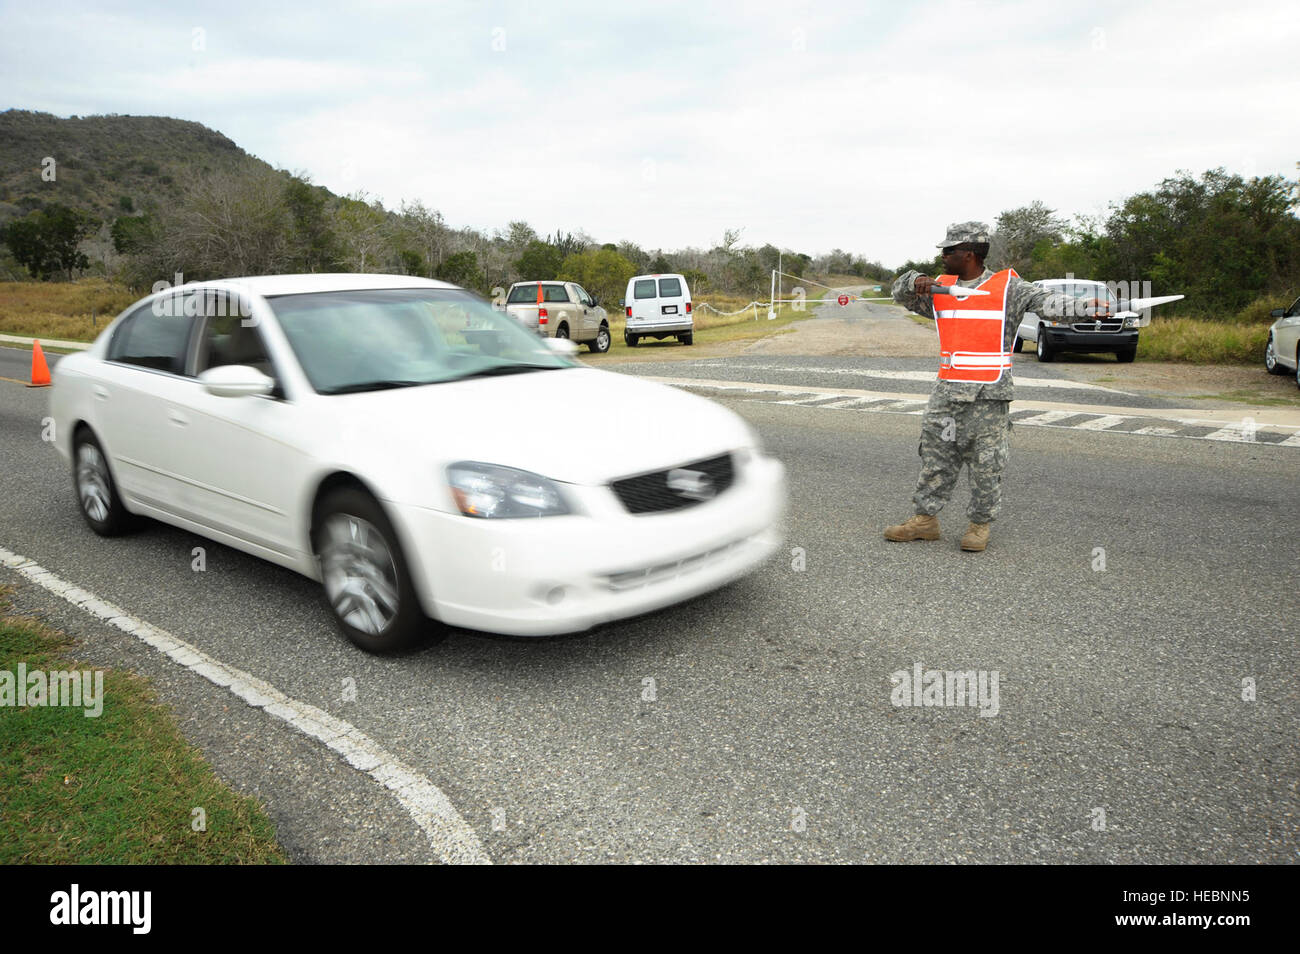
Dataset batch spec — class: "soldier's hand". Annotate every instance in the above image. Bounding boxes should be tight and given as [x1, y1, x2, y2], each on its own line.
[914, 275, 937, 295]
[1089, 297, 1112, 317]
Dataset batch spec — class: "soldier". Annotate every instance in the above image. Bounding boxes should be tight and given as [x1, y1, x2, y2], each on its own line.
[884, 222, 1110, 552]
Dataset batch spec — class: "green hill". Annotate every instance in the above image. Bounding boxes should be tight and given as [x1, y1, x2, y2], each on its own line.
[0, 109, 277, 226]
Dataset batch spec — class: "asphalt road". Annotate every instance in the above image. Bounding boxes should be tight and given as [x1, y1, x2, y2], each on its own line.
[1, 343, 1298, 863]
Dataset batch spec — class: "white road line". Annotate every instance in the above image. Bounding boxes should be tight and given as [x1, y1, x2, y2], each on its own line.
[1073, 415, 1129, 431]
[1281, 433, 1300, 447]
[1015, 410, 1079, 425]
[0, 546, 491, 866]
[682, 362, 1135, 394]
[1132, 426, 1179, 436]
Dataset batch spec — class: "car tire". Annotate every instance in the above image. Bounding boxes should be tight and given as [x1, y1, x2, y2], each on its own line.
[625, 333, 638, 347]
[1012, 336, 1024, 354]
[314, 488, 439, 653]
[588, 324, 611, 353]
[681, 332, 693, 346]
[1265, 334, 1286, 374]
[1035, 328, 1054, 362]
[72, 429, 135, 536]
[1116, 346, 1137, 363]
[555, 323, 569, 340]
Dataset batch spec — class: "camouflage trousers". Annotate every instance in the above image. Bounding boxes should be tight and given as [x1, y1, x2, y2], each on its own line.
[910, 396, 1012, 523]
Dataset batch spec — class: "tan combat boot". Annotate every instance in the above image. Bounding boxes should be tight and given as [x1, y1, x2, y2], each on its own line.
[884, 514, 940, 542]
[960, 522, 990, 552]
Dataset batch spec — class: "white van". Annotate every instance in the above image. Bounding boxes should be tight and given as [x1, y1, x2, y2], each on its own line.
[624, 273, 693, 346]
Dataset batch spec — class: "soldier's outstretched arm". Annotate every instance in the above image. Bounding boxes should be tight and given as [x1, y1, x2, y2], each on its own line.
[892, 270, 935, 319]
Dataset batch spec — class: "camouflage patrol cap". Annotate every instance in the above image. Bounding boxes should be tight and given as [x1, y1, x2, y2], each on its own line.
[936, 221, 991, 248]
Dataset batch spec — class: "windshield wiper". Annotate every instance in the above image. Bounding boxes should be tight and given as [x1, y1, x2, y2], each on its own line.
[319, 379, 431, 395]
[451, 363, 564, 380]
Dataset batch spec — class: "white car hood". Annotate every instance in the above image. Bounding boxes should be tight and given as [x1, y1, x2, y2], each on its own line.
[323, 366, 753, 485]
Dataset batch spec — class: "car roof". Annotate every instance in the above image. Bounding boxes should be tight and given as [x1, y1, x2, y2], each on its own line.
[629, 273, 685, 281]
[508, 280, 567, 286]
[1035, 278, 1106, 286]
[198, 273, 461, 297]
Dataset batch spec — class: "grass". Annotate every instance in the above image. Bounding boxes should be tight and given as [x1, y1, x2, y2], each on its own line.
[0, 279, 136, 342]
[0, 588, 287, 864]
[1137, 316, 1271, 365]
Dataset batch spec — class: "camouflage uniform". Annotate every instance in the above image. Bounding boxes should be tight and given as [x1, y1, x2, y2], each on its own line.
[892, 222, 1099, 522]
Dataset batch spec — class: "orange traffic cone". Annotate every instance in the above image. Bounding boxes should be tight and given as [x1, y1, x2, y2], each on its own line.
[27, 340, 51, 388]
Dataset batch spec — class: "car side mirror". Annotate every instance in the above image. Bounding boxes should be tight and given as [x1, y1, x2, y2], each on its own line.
[1270, 309, 1285, 318]
[619, 299, 626, 308]
[199, 364, 275, 397]
[544, 337, 580, 357]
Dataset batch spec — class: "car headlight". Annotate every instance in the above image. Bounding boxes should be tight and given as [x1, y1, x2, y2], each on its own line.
[446, 462, 571, 518]
[1125, 317, 1141, 328]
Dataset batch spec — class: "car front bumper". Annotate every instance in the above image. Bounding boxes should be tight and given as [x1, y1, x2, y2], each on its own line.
[389, 454, 786, 636]
[1040, 328, 1138, 352]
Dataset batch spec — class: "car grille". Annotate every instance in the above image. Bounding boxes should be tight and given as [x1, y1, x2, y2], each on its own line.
[1069, 319, 1124, 333]
[610, 453, 734, 515]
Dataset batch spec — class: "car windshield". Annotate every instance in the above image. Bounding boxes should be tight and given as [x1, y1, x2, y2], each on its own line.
[1051, 282, 1119, 305]
[269, 287, 575, 394]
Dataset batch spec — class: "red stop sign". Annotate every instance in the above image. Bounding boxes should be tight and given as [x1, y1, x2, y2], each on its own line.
[837, 294, 850, 306]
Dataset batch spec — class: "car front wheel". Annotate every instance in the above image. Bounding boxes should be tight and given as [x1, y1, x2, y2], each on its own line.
[1012, 336, 1024, 353]
[315, 488, 437, 653]
[1265, 335, 1285, 374]
[73, 430, 135, 536]
[1116, 345, 1137, 363]
[1036, 329, 1054, 362]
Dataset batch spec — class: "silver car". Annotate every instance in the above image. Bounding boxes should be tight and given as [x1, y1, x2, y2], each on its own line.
[1265, 295, 1300, 388]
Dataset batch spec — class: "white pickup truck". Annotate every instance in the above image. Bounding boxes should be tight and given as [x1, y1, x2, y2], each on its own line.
[504, 281, 610, 353]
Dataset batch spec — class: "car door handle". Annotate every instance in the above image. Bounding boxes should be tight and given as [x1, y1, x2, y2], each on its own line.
[168, 410, 189, 428]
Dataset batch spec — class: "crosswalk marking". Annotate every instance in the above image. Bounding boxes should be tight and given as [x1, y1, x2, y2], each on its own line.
[1073, 415, 1129, 431]
[1014, 410, 1078, 425]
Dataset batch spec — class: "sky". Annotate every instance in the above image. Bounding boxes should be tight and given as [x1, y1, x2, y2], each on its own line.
[2, 0, 1297, 266]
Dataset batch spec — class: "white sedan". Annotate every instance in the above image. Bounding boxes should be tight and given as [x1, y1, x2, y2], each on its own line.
[50, 274, 786, 652]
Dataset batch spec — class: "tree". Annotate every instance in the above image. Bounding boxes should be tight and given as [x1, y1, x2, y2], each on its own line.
[110, 213, 157, 256]
[515, 240, 564, 280]
[333, 193, 389, 273]
[286, 175, 340, 272]
[990, 201, 1066, 273]
[395, 199, 450, 274]
[0, 203, 100, 280]
[436, 250, 483, 289]
[558, 248, 637, 305]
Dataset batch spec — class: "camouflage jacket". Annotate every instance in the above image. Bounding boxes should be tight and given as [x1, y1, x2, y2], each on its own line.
[892, 267, 1095, 402]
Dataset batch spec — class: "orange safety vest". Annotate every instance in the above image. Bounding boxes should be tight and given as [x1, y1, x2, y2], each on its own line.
[933, 269, 1017, 383]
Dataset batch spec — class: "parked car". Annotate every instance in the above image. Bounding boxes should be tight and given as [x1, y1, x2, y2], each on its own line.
[624, 273, 693, 346]
[50, 274, 786, 652]
[504, 281, 610, 353]
[1015, 278, 1141, 362]
[1265, 294, 1300, 388]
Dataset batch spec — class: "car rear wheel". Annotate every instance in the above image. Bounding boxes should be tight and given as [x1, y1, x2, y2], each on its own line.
[315, 488, 438, 653]
[624, 333, 639, 347]
[555, 324, 569, 340]
[1265, 335, 1285, 374]
[680, 332, 693, 346]
[1116, 345, 1137, 363]
[588, 324, 610, 353]
[1035, 328, 1054, 362]
[73, 430, 134, 536]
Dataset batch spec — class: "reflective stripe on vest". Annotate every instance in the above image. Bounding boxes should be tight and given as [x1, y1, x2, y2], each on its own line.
[932, 269, 1017, 383]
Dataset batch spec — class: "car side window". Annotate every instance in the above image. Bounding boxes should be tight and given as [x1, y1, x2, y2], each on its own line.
[195, 293, 275, 378]
[107, 297, 196, 375]
[574, 286, 593, 306]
